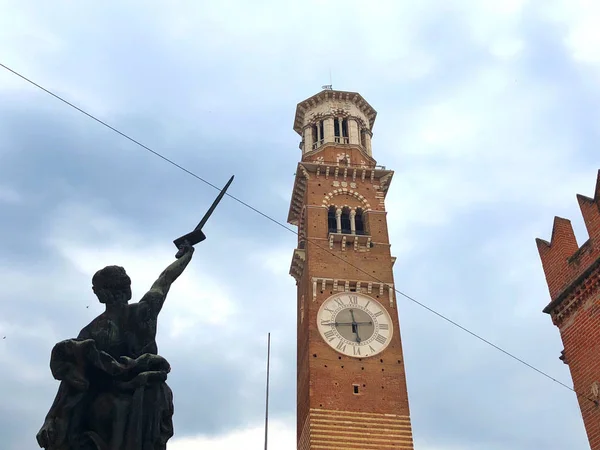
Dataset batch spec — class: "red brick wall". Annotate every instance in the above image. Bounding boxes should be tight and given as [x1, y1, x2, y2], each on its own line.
[536, 170, 600, 450]
[305, 288, 411, 416]
[559, 287, 600, 450]
[293, 147, 413, 448]
[296, 269, 311, 441]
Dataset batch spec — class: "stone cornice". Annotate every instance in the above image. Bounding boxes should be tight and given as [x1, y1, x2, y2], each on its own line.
[545, 257, 600, 327]
[301, 143, 376, 166]
[294, 90, 377, 135]
[310, 277, 396, 307]
[287, 165, 310, 226]
[289, 249, 306, 283]
[301, 113, 369, 130]
[287, 162, 394, 225]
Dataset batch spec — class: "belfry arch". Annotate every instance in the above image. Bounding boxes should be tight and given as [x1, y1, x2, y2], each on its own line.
[323, 190, 371, 235]
[322, 189, 371, 210]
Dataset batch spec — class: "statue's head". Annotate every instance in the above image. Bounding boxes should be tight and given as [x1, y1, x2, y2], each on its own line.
[92, 265, 132, 305]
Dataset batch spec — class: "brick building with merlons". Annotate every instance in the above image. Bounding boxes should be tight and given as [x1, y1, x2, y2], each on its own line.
[537, 169, 600, 450]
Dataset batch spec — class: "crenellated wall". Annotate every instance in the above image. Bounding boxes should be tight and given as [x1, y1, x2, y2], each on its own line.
[536, 169, 600, 450]
[536, 170, 600, 302]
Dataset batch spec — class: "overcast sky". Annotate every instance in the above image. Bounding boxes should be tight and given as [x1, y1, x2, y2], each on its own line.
[1, 0, 600, 449]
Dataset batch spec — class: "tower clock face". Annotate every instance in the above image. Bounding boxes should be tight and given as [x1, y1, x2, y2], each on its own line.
[316, 292, 393, 358]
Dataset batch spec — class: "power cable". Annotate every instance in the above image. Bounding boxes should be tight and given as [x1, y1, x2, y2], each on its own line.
[1, 62, 594, 405]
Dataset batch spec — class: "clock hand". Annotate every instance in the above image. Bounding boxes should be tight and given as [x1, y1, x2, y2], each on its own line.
[322, 321, 373, 326]
[346, 312, 372, 326]
[349, 309, 361, 343]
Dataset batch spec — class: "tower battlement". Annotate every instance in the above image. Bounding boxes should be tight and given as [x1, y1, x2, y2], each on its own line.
[536, 170, 600, 308]
[536, 171, 600, 450]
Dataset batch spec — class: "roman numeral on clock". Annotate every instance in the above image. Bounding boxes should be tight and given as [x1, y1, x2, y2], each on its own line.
[379, 323, 389, 330]
[375, 334, 387, 345]
[372, 310, 383, 318]
[334, 298, 344, 308]
[336, 341, 347, 352]
[324, 330, 336, 341]
[348, 295, 358, 305]
[353, 346, 361, 356]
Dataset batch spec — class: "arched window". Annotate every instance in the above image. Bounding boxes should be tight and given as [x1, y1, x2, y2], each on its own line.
[334, 118, 349, 144]
[355, 208, 365, 235]
[341, 207, 351, 234]
[312, 121, 325, 150]
[328, 206, 337, 233]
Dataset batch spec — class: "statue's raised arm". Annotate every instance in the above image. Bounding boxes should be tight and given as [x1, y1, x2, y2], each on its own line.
[140, 242, 195, 317]
[36, 244, 195, 450]
[37, 176, 233, 450]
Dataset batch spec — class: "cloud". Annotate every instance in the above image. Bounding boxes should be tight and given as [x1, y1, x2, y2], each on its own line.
[0, 186, 21, 203]
[540, 0, 600, 67]
[170, 420, 295, 450]
[0, 0, 598, 449]
[45, 201, 239, 334]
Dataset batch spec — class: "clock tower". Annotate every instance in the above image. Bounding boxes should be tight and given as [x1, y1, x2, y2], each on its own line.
[288, 89, 414, 449]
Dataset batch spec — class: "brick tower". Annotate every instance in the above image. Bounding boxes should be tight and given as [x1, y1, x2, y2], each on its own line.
[288, 89, 414, 449]
[536, 169, 600, 449]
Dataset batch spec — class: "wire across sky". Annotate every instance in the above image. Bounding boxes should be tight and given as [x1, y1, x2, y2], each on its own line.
[0, 62, 591, 405]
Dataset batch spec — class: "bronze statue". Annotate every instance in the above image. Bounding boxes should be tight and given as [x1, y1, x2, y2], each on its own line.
[36, 243, 194, 449]
[37, 175, 234, 449]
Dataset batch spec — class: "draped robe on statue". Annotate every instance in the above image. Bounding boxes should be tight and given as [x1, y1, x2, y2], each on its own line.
[38, 291, 174, 450]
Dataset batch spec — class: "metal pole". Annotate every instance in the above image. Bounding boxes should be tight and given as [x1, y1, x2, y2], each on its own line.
[264, 332, 271, 450]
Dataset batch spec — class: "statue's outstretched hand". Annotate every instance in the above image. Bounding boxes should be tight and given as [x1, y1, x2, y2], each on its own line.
[175, 241, 195, 259]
